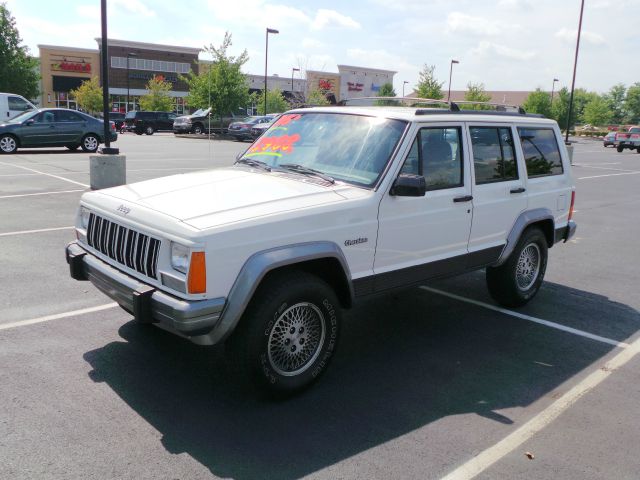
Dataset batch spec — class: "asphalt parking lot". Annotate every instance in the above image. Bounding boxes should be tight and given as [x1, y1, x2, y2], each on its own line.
[1, 133, 639, 480]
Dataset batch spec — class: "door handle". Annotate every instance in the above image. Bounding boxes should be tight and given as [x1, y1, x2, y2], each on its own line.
[453, 195, 473, 203]
[510, 187, 526, 194]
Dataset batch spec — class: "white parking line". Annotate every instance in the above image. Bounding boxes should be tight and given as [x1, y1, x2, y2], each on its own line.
[0, 189, 84, 199]
[441, 335, 640, 480]
[0, 226, 74, 237]
[0, 161, 89, 188]
[578, 171, 640, 180]
[0, 303, 118, 332]
[572, 165, 636, 172]
[420, 287, 629, 348]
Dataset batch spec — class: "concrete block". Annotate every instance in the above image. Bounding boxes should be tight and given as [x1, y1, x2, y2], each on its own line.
[90, 154, 126, 190]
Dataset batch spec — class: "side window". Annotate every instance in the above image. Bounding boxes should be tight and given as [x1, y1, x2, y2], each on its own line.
[400, 127, 463, 190]
[55, 111, 83, 122]
[518, 127, 563, 177]
[35, 112, 55, 123]
[470, 127, 518, 184]
[8, 96, 32, 112]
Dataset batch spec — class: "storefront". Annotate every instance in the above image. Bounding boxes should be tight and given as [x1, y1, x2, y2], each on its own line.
[337, 65, 396, 101]
[38, 45, 100, 109]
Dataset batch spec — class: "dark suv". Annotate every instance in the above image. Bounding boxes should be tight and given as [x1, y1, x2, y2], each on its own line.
[124, 111, 177, 135]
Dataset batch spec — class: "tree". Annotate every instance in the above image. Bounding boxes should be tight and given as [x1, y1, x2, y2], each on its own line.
[523, 88, 551, 117]
[625, 83, 640, 123]
[305, 89, 330, 106]
[604, 83, 626, 124]
[253, 88, 289, 115]
[464, 82, 491, 109]
[0, 3, 39, 99]
[139, 75, 173, 111]
[184, 32, 250, 129]
[583, 95, 613, 126]
[571, 88, 598, 124]
[70, 77, 103, 114]
[415, 64, 444, 100]
[551, 87, 572, 130]
[375, 82, 399, 106]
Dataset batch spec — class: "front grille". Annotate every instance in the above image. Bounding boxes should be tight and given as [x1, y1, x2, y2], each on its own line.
[87, 213, 161, 279]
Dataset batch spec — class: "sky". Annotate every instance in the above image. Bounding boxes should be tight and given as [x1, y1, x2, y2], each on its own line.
[6, 0, 640, 95]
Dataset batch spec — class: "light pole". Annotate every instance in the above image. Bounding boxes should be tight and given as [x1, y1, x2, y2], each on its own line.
[447, 59, 459, 102]
[291, 67, 300, 97]
[264, 27, 279, 114]
[566, 0, 585, 143]
[126, 52, 137, 113]
[402, 80, 409, 97]
[551, 78, 559, 105]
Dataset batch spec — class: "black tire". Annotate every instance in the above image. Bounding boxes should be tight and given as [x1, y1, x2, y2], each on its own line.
[145, 126, 154, 135]
[226, 270, 341, 396]
[617, 145, 624, 152]
[65, 144, 79, 151]
[80, 134, 99, 153]
[636, 147, 640, 154]
[192, 123, 203, 135]
[0, 134, 18, 154]
[486, 227, 548, 308]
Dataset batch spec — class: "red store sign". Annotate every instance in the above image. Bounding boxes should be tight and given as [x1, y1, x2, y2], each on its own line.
[347, 82, 364, 92]
[52, 61, 92, 73]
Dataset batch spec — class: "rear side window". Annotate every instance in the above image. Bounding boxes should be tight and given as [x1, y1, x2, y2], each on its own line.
[470, 127, 518, 184]
[55, 110, 83, 122]
[401, 127, 463, 191]
[518, 127, 563, 177]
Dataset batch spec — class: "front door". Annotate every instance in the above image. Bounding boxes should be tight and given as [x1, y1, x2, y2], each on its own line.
[466, 124, 527, 264]
[20, 111, 58, 146]
[374, 124, 473, 290]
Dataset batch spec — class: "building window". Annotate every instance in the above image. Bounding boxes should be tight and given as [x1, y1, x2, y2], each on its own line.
[111, 56, 191, 74]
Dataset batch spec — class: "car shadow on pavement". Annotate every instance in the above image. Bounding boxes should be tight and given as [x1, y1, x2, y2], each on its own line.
[9, 149, 91, 155]
[83, 278, 640, 480]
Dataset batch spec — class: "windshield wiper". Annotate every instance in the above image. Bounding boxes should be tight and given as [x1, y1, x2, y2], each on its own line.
[278, 163, 335, 184]
[236, 158, 272, 171]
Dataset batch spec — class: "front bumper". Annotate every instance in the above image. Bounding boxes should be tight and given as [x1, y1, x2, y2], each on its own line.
[173, 125, 192, 133]
[66, 242, 226, 344]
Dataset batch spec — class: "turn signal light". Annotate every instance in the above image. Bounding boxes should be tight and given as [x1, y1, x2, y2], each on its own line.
[187, 252, 206, 294]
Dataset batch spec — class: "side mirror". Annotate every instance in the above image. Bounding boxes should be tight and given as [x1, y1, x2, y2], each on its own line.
[25, 119, 35, 126]
[390, 173, 426, 197]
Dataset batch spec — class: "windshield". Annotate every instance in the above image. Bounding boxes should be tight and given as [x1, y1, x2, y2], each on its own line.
[239, 112, 407, 188]
[8, 110, 39, 124]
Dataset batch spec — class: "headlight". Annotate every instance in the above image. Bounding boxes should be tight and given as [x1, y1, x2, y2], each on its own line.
[171, 242, 189, 273]
[80, 206, 91, 229]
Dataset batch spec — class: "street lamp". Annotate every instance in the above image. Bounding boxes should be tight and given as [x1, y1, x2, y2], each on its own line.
[126, 52, 137, 113]
[566, 0, 585, 143]
[447, 59, 459, 102]
[402, 80, 409, 97]
[291, 67, 300, 96]
[551, 78, 559, 105]
[264, 27, 279, 114]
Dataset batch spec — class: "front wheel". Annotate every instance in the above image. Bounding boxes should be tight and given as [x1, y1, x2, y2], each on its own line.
[486, 227, 548, 308]
[617, 145, 624, 152]
[0, 134, 18, 153]
[145, 126, 154, 135]
[192, 124, 203, 135]
[226, 271, 341, 396]
[80, 134, 99, 152]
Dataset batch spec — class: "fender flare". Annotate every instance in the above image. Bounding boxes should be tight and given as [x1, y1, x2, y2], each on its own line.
[495, 208, 554, 266]
[208, 241, 353, 344]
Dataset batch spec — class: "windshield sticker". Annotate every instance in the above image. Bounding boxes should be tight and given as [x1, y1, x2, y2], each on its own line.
[245, 134, 301, 158]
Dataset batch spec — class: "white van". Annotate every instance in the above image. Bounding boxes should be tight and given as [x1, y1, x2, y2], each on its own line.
[0, 93, 36, 121]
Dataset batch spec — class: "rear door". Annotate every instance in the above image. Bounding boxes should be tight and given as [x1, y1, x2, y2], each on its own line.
[466, 123, 527, 264]
[374, 123, 473, 286]
[54, 110, 86, 144]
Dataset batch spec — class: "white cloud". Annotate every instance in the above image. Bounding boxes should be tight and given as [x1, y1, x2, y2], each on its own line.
[346, 48, 416, 73]
[111, 0, 155, 17]
[470, 41, 536, 61]
[310, 9, 361, 30]
[302, 38, 325, 49]
[76, 5, 100, 20]
[498, 0, 533, 7]
[555, 28, 606, 46]
[446, 12, 508, 36]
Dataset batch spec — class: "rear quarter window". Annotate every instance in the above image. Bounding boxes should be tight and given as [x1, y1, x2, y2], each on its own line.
[517, 127, 564, 177]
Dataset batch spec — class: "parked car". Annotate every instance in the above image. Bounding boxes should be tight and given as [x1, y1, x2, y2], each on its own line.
[249, 115, 279, 140]
[614, 126, 640, 152]
[228, 116, 275, 141]
[173, 107, 211, 135]
[124, 111, 177, 135]
[66, 103, 576, 396]
[109, 112, 126, 132]
[0, 92, 36, 121]
[0, 108, 117, 154]
[603, 131, 617, 147]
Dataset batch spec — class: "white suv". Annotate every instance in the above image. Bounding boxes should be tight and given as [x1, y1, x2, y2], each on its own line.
[66, 102, 576, 395]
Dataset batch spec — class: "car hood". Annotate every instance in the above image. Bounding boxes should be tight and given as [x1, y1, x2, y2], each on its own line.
[90, 167, 350, 230]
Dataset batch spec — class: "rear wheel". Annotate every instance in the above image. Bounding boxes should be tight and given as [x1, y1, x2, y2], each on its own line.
[226, 271, 341, 396]
[80, 134, 99, 153]
[0, 134, 18, 153]
[486, 227, 548, 308]
[617, 145, 624, 152]
[145, 126, 154, 135]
